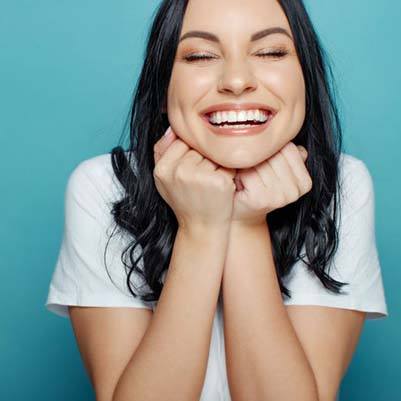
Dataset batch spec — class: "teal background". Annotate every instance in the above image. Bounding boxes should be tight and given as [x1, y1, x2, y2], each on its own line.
[1, 0, 399, 399]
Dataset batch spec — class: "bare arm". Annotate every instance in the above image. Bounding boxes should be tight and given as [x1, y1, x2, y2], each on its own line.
[222, 222, 319, 401]
[112, 223, 231, 401]
[70, 223, 230, 401]
[69, 127, 236, 401]
[69, 306, 153, 401]
[222, 222, 365, 401]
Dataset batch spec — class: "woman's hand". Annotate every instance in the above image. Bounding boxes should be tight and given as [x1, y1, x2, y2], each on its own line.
[153, 126, 237, 231]
[231, 142, 312, 226]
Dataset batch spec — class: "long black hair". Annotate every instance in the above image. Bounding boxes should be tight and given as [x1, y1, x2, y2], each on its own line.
[105, 0, 349, 303]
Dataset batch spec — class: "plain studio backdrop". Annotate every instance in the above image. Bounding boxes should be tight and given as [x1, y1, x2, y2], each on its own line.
[0, 0, 400, 400]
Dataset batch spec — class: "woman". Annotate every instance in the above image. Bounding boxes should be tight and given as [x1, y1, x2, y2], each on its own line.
[45, 0, 388, 400]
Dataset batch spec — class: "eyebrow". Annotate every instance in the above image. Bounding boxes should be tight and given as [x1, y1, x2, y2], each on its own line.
[179, 27, 293, 44]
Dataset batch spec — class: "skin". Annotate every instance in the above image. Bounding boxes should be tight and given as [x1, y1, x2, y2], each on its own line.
[154, 0, 366, 399]
[155, 127, 310, 225]
[161, 0, 310, 224]
[166, 0, 306, 171]
[69, 2, 365, 401]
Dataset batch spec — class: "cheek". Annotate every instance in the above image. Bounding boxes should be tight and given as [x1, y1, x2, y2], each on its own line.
[168, 65, 214, 112]
[287, 66, 306, 130]
[259, 63, 304, 105]
[167, 66, 216, 146]
[258, 62, 305, 129]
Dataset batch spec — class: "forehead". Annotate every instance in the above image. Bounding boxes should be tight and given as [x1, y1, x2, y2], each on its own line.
[181, 0, 291, 39]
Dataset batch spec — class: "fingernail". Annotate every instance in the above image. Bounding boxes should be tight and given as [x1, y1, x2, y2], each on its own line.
[163, 127, 173, 138]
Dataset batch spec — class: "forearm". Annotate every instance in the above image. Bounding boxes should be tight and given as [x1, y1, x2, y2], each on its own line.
[113, 223, 231, 401]
[222, 222, 319, 401]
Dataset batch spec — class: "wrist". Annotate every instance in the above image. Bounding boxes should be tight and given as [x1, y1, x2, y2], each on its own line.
[230, 218, 268, 231]
[178, 220, 231, 240]
[228, 219, 269, 242]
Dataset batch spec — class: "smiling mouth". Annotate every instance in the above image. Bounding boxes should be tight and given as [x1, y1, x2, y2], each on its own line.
[201, 112, 275, 136]
[204, 109, 274, 129]
[204, 112, 274, 128]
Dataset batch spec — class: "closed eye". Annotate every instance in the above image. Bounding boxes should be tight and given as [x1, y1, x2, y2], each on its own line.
[184, 50, 288, 62]
[257, 50, 288, 58]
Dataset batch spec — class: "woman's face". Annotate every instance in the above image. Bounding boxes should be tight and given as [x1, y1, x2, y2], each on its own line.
[167, 0, 306, 169]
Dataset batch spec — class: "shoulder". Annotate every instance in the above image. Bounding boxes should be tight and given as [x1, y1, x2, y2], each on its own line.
[282, 152, 388, 319]
[68, 152, 123, 194]
[337, 152, 376, 217]
[65, 152, 133, 217]
[339, 153, 372, 186]
[338, 152, 373, 185]
[45, 152, 154, 318]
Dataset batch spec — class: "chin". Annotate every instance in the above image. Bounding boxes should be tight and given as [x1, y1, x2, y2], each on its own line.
[206, 153, 266, 170]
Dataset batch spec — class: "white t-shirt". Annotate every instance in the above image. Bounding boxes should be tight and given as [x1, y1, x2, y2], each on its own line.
[45, 151, 388, 401]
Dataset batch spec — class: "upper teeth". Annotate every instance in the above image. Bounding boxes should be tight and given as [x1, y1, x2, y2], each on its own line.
[208, 109, 270, 124]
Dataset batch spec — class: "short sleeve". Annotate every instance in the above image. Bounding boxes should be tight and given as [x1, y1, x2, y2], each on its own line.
[45, 155, 155, 318]
[282, 155, 389, 320]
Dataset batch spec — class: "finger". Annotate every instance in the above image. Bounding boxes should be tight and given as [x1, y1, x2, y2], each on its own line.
[237, 167, 270, 194]
[154, 127, 177, 156]
[216, 165, 237, 180]
[154, 131, 190, 169]
[199, 157, 219, 171]
[262, 147, 299, 194]
[182, 149, 204, 166]
[154, 127, 183, 165]
[154, 127, 175, 164]
[154, 137, 176, 162]
[296, 145, 308, 162]
[282, 143, 312, 193]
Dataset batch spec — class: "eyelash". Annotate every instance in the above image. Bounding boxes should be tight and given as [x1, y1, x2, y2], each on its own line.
[184, 50, 289, 62]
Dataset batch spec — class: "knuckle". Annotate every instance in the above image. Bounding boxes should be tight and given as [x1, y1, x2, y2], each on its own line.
[287, 187, 300, 202]
[174, 164, 188, 182]
[209, 176, 228, 192]
[273, 193, 286, 208]
[220, 176, 233, 190]
[285, 142, 298, 153]
[254, 196, 266, 211]
[187, 149, 203, 163]
[303, 176, 313, 192]
[153, 141, 161, 152]
[177, 140, 189, 152]
[203, 158, 218, 170]
[153, 163, 167, 178]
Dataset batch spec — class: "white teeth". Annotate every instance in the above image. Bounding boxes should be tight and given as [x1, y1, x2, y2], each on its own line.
[246, 110, 255, 121]
[228, 111, 237, 123]
[238, 110, 247, 121]
[208, 109, 270, 124]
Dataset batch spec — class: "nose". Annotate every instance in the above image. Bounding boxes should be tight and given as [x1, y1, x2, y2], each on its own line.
[217, 58, 257, 96]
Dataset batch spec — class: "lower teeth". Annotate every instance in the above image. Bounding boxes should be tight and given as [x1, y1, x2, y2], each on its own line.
[210, 118, 270, 129]
[216, 122, 265, 129]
